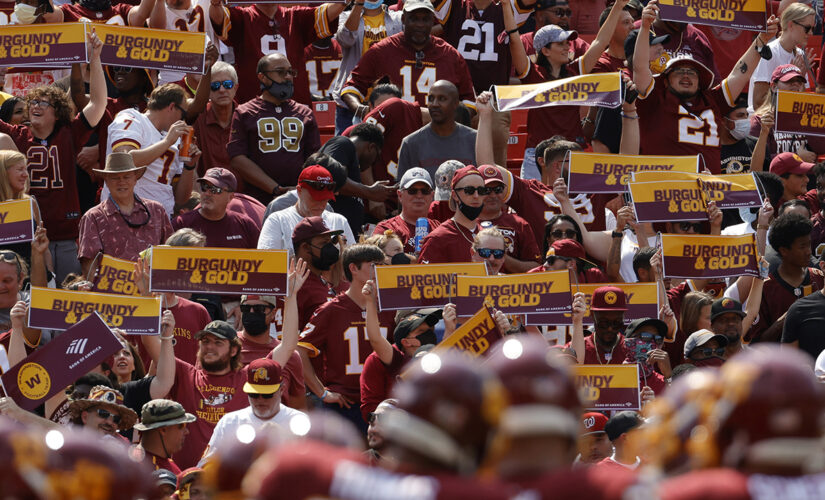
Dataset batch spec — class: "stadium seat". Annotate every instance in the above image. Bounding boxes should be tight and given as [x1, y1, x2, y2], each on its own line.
[313, 101, 336, 134]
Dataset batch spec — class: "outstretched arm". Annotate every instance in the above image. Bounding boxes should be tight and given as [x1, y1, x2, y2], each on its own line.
[148, 310, 176, 399]
[725, 16, 779, 98]
[363, 279, 394, 365]
[83, 31, 107, 129]
[271, 258, 309, 367]
[475, 92, 496, 166]
[581, 0, 631, 74]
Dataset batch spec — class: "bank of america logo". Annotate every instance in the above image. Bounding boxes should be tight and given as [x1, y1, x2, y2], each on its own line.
[66, 338, 88, 355]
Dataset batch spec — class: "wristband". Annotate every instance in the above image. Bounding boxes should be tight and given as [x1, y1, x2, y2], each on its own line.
[183, 163, 197, 171]
[160, 335, 174, 341]
[506, 27, 519, 35]
[581, 117, 594, 125]
[621, 112, 639, 119]
[757, 224, 769, 230]
[611, 231, 623, 238]
[271, 185, 281, 196]
[320, 389, 329, 400]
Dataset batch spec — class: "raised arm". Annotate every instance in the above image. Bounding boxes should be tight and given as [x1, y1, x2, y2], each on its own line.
[619, 80, 640, 155]
[570, 292, 586, 364]
[502, 0, 529, 79]
[552, 177, 613, 262]
[148, 0, 166, 29]
[271, 258, 309, 367]
[184, 43, 220, 125]
[632, 0, 657, 96]
[362, 279, 394, 365]
[148, 310, 176, 399]
[128, 0, 157, 27]
[70, 62, 90, 111]
[475, 92, 496, 166]
[724, 16, 779, 98]
[83, 31, 107, 129]
[581, 0, 630, 74]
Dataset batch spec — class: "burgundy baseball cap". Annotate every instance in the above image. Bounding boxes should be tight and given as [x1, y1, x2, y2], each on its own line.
[581, 412, 609, 436]
[771, 64, 805, 83]
[201, 167, 237, 192]
[546, 238, 586, 260]
[590, 286, 628, 311]
[291, 215, 343, 246]
[299, 165, 336, 202]
[450, 165, 482, 189]
[478, 164, 505, 185]
[769, 152, 814, 176]
[243, 358, 283, 394]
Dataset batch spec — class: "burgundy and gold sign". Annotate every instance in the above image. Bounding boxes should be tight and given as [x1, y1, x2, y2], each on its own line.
[0, 22, 88, 67]
[95, 24, 206, 73]
[434, 306, 503, 359]
[629, 180, 707, 223]
[375, 263, 487, 310]
[524, 282, 659, 327]
[93, 254, 140, 296]
[0, 199, 34, 245]
[697, 173, 763, 209]
[454, 271, 571, 315]
[661, 233, 759, 279]
[657, 0, 767, 30]
[574, 364, 641, 411]
[492, 72, 622, 112]
[775, 90, 825, 138]
[567, 152, 700, 194]
[150, 247, 289, 295]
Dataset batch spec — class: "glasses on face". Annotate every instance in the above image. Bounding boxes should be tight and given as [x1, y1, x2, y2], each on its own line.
[476, 247, 505, 259]
[454, 186, 488, 196]
[248, 392, 276, 399]
[545, 255, 571, 266]
[672, 67, 699, 77]
[551, 7, 573, 17]
[678, 221, 703, 233]
[240, 304, 273, 314]
[638, 332, 663, 344]
[405, 186, 433, 196]
[265, 67, 298, 79]
[210, 79, 235, 91]
[110, 66, 135, 75]
[551, 229, 578, 239]
[696, 347, 726, 358]
[174, 103, 188, 122]
[198, 182, 224, 195]
[793, 20, 814, 34]
[310, 234, 340, 250]
[302, 180, 336, 191]
[595, 320, 624, 331]
[29, 99, 53, 109]
[95, 408, 122, 424]
[486, 184, 505, 194]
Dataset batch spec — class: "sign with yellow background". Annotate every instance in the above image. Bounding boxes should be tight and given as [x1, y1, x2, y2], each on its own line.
[632, 171, 762, 209]
[629, 180, 706, 222]
[776, 90, 825, 138]
[657, 0, 767, 30]
[454, 271, 571, 315]
[375, 262, 487, 310]
[523, 282, 659, 327]
[434, 306, 503, 359]
[661, 233, 759, 279]
[574, 364, 641, 411]
[493, 72, 622, 112]
[93, 254, 140, 296]
[0, 199, 34, 245]
[567, 152, 699, 194]
[0, 22, 88, 67]
[95, 24, 206, 73]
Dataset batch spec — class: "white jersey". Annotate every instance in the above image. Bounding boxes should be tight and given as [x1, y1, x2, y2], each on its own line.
[258, 205, 355, 256]
[158, 0, 216, 85]
[106, 108, 182, 216]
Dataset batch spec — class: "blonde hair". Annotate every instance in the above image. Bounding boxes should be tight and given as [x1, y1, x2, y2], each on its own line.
[780, 2, 815, 31]
[472, 226, 505, 249]
[679, 291, 713, 336]
[362, 230, 403, 252]
[0, 150, 28, 201]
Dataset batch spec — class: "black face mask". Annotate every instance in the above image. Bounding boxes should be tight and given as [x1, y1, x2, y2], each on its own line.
[261, 79, 294, 100]
[241, 311, 268, 336]
[458, 200, 483, 221]
[312, 243, 340, 271]
[391, 253, 412, 265]
[415, 330, 438, 347]
[80, 0, 112, 11]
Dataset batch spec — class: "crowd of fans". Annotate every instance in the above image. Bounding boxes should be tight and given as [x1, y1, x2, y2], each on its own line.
[1, 0, 825, 498]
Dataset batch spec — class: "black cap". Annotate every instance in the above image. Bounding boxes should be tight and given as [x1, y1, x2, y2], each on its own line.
[152, 469, 178, 488]
[196, 320, 238, 341]
[624, 317, 667, 338]
[605, 411, 643, 441]
[534, 0, 567, 9]
[624, 29, 671, 61]
[710, 298, 746, 322]
[393, 309, 442, 347]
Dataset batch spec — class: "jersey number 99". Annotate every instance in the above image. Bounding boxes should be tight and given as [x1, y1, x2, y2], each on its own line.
[257, 117, 304, 153]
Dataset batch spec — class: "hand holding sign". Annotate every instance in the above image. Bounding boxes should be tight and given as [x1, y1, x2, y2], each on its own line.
[708, 201, 722, 233]
[87, 28, 103, 62]
[160, 309, 175, 337]
[641, 0, 658, 29]
[10, 300, 27, 332]
[31, 222, 48, 257]
[133, 257, 150, 297]
[443, 303, 457, 335]
[760, 15, 779, 46]
[571, 292, 586, 322]
[553, 177, 569, 203]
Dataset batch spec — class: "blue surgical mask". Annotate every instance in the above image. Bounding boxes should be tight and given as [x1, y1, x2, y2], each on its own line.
[363, 0, 384, 9]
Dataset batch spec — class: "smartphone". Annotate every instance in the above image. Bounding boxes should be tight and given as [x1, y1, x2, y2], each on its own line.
[624, 338, 651, 364]
[625, 87, 638, 104]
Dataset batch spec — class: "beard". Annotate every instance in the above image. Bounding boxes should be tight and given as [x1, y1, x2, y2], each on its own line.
[199, 352, 231, 372]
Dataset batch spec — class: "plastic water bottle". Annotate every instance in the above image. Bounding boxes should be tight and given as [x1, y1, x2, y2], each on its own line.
[414, 217, 428, 254]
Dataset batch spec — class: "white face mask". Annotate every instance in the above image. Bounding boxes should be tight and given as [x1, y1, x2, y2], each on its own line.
[738, 207, 758, 226]
[729, 118, 751, 140]
[14, 3, 38, 24]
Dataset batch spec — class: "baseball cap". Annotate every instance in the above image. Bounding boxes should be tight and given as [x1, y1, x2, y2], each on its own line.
[298, 165, 337, 202]
[241, 294, 278, 307]
[243, 358, 283, 394]
[534, 24, 578, 51]
[624, 317, 667, 338]
[683, 329, 729, 357]
[133, 399, 196, 431]
[393, 309, 443, 346]
[200, 167, 237, 192]
[195, 320, 238, 341]
[435, 160, 463, 200]
[291, 215, 344, 246]
[478, 164, 505, 185]
[771, 64, 805, 83]
[710, 297, 746, 321]
[545, 238, 586, 260]
[604, 411, 643, 441]
[581, 412, 608, 436]
[769, 152, 814, 176]
[152, 469, 178, 489]
[590, 286, 628, 312]
[402, 0, 435, 15]
[663, 56, 715, 90]
[534, 0, 567, 9]
[451, 164, 482, 189]
[400, 167, 434, 190]
[624, 29, 671, 62]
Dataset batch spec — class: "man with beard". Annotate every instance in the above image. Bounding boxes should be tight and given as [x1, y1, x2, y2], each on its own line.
[709, 297, 746, 358]
[568, 286, 628, 364]
[632, 1, 778, 174]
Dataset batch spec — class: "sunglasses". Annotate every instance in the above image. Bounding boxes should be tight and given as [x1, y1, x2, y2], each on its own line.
[302, 180, 336, 191]
[793, 20, 814, 34]
[696, 347, 726, 358]
[95, 408, 122, 424]
[240, 304, 273, 314]
[545, 255, 571, 265]
[486, 185, 505, 194]
[638, 332, 663, 344]
[175, 103, 188, 122]
[265, 67, 298, 78]
[678, 222, 703, 233]
[210, 79, 235, 91]
[551, 7, 573, 16]
[551, 229, 578, 239]
[405, 186, 433, 195]
[29, 99, 53, 109]
[110, 65, 135, 74]
[454, 186, 489, 196]
[199, 182, 225, 195]
[248, 392, 276, 399]
[476, 247, 505, 259]
[595, 320, 624, 331]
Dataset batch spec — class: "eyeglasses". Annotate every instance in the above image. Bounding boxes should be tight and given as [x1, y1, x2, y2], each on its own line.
[210, 79, 235, 91]
[415, 50, 425, 70]
[29, 99, 53, 109]
[110, 66, 135, 75]
[310, 234, 340, 249]
[248, 392, 276, 399]
[240, 304, 273, 314]
[487, 185, 505, 194]
[793, 20, 814, 34]
[368, 412, 379, 424]
[405, 186, 433, 195]
[551, 7, 573, 17]
[678, 221, 703, 233]
[546, 255, 571, 265]
[595, 320, 624, 331]
[551, 229, 578, 239]
[265, 67, 298, 78]
[476, 247, 505, 259]
[198, 182, 225, 195]
[175, 103, 188, 122]
[695, 347, 726, 358]
[638, 332, 663, 344]
[454, 186, 489, 196]
[302, 180, 336, 191]
[95, 408, 122, 424]
[671, 67, 699, 77]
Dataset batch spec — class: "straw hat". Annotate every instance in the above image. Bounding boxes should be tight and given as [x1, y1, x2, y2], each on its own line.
[92, 151, 147, 178]
[68, 385, 138, 431]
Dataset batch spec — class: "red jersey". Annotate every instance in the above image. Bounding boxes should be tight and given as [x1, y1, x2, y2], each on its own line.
[214, 4, 337, 105]
[501, 169, 611, 245]
[522, 58, 586, 148]
[358, 97, 423, 181]
[418, 219, 476, 264]
[636, 74, 736, 174]
[373, 215, 440, 254]
[0, 1, 13, 25]
[593, 52, 625, 74]
[359, 347, 407, 421]
[226, 96, 320, 202]
[304, 39, 342, 100]
[341, 33, 476, 109]
[428, 199, 454, 223]
[482, 211, 541, 264]
[61, 2, 132, 23]
[0, 116, 93, 241]
[172, 209, 260, 249]
[297, 272, 343, 330]
[133, 296, 210, 371]
[297, 293, 394, 401]
[575, 332, 628, 365]
[746, 268, 824, 343]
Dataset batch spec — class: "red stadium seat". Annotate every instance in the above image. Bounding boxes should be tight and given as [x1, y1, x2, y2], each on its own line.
[320, 133, 334, 146]
[510, 109, 528, 133]
[313, 101, 336, 134]
[506, 133, 527, 173]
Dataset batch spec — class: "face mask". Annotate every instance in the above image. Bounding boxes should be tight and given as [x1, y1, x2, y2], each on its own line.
[261, 78, 294, 100]
[414, 329, 438, 347]
[456, 197, 483, 221]
[80, 0, 112, 11]
[241, 311, 268, 336]
[391, 252, 411, 265]
[14, 3, 38, 24]
[738, 207, 758, 226]
[729, 118, 750, 140]
[312, 243, 340, 271]
[691, 356, 725, 368]
[363, 0, 384, 8]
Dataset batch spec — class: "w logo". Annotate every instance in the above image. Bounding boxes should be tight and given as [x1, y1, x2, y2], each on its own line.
[24, 374, 41, 389]
[66, 338, 88, 355]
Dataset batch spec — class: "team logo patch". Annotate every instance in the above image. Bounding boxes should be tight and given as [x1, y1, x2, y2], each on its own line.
[721, 298, 733, 309]
[483, 165, 498, 177]
[604, 291, 618, 305]
[17, 362, 50, 400]
[792, 153, 804, 163]
[254, 367, 268, 383]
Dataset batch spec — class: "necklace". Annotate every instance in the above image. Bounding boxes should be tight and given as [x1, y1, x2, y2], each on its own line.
[453, 218, 475, 245]
[594, 340, 615, 365]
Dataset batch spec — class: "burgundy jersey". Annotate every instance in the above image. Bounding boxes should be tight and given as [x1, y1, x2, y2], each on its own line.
[483, 211, 541, 264]
[374, 215, 440, 254]
[61, 2, 132, 23]
[500, 169, 610, 245]
[0, 116, 92, 241]
[304, 39, 342, 100]
[522, 58, 586, 148]
[297, 293, 395, 400]
[636, 75, 736, 174]
[359, 97, 423, 181]
[0, 1, 13, 25]
[428, 200, 454, 223]
[593, 53, 625, 74]
[746, 268, 824, 343]
[252, 440, 517, 500]
[341, 32, 476, 109]
[226, 96, 320, 202]
[215, 4, 336, 105]
[418, 219, 476, 264]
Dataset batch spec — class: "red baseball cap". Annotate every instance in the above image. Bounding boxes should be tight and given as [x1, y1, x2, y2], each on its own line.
[299, 165, 336, 201]
[546, 238, 586, 260]
[771, 64, 805, 83]
[243, 358, 283, 394]
[450, 165, 482, 189]
[291, 215, 343, 246]
[201, 167, 237, 192]
[590, 286, 628, 311]
[478, 164, 504, 185]
[769, 152, 814, 176]
[581, 412, 608, 435]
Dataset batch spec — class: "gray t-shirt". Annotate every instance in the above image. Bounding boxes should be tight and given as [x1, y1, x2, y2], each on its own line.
[397, 124, 477, 180]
